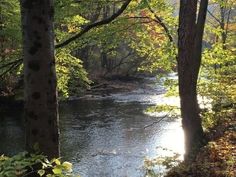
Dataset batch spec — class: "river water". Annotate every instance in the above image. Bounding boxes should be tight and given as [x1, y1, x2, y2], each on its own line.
[0, 76, 184, 177]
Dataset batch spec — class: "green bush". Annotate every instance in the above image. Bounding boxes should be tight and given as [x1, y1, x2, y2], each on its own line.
[0, 152, 79, 177]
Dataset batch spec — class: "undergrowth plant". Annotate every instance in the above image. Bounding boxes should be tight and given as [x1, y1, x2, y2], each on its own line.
[0, 152, 80, 177]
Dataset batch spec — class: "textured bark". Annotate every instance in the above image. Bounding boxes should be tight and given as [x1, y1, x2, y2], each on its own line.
[20, 0, 59, 158]
[178, 0, 208, 160]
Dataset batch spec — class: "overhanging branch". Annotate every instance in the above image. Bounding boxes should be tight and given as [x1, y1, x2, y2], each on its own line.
[55, 0, 132, 49]
[146, 1, 174, 42]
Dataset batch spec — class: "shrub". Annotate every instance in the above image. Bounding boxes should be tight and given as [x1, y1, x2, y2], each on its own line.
[0, 152, 79, 177]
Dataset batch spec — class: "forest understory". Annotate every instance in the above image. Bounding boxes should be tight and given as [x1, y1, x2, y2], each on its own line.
[166, 112, 236, 177]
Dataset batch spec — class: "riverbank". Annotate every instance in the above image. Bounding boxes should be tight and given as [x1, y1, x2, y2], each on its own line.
[165, 112, 236, 177]
[82, 75, 148, 97]
[0, 76, 146, 108]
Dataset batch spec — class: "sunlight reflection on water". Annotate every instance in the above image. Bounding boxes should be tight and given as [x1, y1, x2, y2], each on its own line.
[157, 119, 185, 160]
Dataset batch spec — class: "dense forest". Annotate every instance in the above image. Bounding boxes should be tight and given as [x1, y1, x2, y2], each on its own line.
[0, 0, 235, 176]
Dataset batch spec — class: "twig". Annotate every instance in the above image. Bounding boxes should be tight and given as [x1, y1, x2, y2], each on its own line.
[144, 110, 173, 129]
[0, 60, 22, 77]
[207, 9, 221, 24]
[0, 58, 22, 70]
[104, 51, 133, 76]
[21, 170, 37, 177]
[144, 115, 167, 129]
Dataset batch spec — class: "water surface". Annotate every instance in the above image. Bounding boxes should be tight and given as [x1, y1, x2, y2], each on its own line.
[0, 77, 184, 177]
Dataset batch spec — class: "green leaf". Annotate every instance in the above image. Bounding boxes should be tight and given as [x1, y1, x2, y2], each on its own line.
[52, 167, 62, 174]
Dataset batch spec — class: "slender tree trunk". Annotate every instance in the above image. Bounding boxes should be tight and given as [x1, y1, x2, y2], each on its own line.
[77, 46, 90, 69]
[220, 6, 227, 48]
[101, 51, 108, 69]
[20, 0, 60, 158]
[100, 5, 110, 72]
[178, 0, 208, 160]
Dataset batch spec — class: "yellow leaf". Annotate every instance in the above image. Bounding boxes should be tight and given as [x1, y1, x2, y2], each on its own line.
[62, 161, 73, 171]
[54, 158, 61, 165]
[38, 169, 45, 176]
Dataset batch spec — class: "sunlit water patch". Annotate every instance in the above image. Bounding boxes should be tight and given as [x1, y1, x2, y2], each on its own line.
[59, 101, 184, 177]
[59, 75, 185, 177]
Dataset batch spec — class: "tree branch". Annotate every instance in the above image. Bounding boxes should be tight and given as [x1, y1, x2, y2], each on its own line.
[104, 51, 133, 75]
[144, 115, 167, 129]
[225, 8, 232, 37]
[206, 6, 221, 24]
[146, 2, 174, 42]
[55, 0, 132, 49]
[0, 59, 22, 77]
[144, 109, 174, 129]
[0, 58, 22, 70]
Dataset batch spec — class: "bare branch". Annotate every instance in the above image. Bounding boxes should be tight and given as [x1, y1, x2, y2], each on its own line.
[0, 59, 22, 78]
[143, 107, 179, 129]
[0, 58, 22, 70]
[144, 115, 167, 129]
[104, 51, 134, 76]
[207, 8, 221, 24]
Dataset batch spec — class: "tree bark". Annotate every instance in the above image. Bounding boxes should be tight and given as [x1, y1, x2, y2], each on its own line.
[220, 6, 227, 48]
[20, 0, 59, 158]
[178, 0, 208, 160]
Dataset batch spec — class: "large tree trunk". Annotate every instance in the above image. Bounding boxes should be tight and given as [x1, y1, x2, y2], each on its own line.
[20, 0, 60, 158]
[178, 0, 208, 160]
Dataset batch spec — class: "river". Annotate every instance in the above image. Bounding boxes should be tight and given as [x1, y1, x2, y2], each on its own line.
[0, 76, 184, 177]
